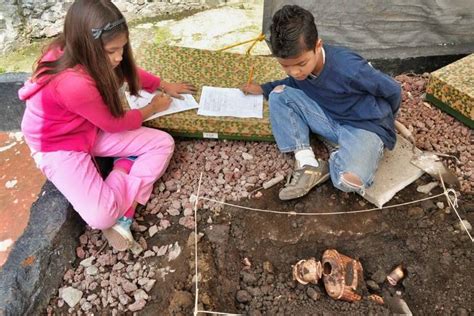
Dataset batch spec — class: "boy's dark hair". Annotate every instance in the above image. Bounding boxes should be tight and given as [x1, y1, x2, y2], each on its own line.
[34, 0, 139, 118]
[270, 5, 318, 58]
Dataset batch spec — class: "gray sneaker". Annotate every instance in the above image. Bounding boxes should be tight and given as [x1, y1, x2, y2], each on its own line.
[279, 160, 330, 200]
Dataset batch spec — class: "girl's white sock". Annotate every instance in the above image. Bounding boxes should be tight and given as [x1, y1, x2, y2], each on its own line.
[295, 149, 319, 168]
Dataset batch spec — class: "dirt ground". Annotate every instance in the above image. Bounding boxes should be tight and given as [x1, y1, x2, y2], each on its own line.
[123, 176, 472, 315]
[192, 179, 473, 315]
[45, 74, 473, 315]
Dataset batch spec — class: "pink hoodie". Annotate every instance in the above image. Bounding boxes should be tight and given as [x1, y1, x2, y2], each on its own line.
[19, 50, 161, 153]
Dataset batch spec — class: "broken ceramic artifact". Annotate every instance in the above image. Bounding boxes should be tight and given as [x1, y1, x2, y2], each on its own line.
[386, 264, 405, 286]
[292, 258, 322, 285]
[368, 294, 384, 305]
[321, 249, 363, 302]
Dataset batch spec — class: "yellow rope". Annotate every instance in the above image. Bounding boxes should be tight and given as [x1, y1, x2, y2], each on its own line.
[218, 33, 266, 55]
[217, 33, 266, 86]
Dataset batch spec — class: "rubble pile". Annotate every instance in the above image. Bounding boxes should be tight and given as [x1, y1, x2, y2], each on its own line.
[396, 73, 472, 193]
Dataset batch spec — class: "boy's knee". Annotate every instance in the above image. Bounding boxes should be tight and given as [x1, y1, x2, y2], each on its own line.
[334, 172, 365, 194]
[269, 87, 288, 110]
[341, 172, 363, 187]
[271, 85, 286, 94]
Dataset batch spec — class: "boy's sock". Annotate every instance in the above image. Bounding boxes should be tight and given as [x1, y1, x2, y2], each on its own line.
[113, 156, 137, 174]
[295, 149, 319, 169]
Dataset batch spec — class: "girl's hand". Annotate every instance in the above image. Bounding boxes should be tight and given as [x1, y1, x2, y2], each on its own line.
[150, 93, 172, 113]
[241, 83, 263, 95]
[161, 81, 197, 100]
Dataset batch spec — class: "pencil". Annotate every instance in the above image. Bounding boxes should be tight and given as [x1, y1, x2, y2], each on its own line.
[247, 65, 254, 85]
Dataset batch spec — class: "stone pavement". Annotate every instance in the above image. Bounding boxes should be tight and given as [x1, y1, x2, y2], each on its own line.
[0, 75, 43, 267]
[0, 74, 84, 314]
[0, 131, 44, 266]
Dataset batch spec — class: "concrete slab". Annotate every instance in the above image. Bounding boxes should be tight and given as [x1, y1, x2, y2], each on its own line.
[364, 135, 425, 207]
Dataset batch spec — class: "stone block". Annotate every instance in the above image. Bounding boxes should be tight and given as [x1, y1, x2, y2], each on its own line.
[136, 45, 286, 141]
[426, 54, 473, 128]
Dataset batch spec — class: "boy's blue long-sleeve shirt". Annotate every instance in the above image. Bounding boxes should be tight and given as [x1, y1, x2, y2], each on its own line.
[261, 44, 401, 150]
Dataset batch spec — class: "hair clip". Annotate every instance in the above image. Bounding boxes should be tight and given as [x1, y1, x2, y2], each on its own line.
[91, 18, 126, 40]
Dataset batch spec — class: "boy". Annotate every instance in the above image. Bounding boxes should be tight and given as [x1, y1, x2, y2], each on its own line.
[242, 5, 401, 200]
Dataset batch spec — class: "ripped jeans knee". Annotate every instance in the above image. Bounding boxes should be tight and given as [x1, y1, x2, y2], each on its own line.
[270, 84, 286, 94]
[333, 171, 366, 195]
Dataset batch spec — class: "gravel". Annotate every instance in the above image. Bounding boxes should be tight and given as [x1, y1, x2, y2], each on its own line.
[396, 73, 472, 193]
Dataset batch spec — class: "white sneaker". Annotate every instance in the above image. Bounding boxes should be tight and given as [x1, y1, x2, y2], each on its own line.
[102, 216, 134, 251]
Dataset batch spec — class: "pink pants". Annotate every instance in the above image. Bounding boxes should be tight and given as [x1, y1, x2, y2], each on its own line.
[33, 127, 174, 229]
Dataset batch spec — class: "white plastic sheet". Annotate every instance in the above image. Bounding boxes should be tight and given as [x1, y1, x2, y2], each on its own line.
[263, 0, 474, 59]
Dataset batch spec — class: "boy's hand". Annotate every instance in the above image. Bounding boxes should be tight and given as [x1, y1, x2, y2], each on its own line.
[161, 81, 197, 100]
[150, 93, 172, 113]
[241, 83, 263, 95]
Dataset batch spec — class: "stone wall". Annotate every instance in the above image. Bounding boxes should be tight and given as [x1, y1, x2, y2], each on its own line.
[0, 0, 238, 55]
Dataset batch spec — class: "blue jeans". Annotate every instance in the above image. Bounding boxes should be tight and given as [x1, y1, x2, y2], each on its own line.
[269, 85, 384, 194]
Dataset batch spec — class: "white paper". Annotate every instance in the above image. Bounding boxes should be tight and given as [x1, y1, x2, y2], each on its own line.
[197, 86, 263, 119]
[126, 90, 199, 121]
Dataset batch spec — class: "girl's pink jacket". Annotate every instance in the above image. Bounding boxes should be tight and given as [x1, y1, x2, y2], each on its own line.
[18, 50, 161, 153]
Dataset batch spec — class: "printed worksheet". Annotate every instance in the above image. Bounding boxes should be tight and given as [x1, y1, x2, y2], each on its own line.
[197, 86, 263, 119]
[126, 90, 199, 121]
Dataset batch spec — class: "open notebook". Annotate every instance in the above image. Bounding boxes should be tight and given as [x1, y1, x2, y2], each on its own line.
[126, 90, 199, 121]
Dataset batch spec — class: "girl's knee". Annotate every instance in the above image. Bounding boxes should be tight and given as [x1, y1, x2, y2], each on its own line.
[158, 132, 175, 159]
[162, 132, 175, 150]
[83, 212, 117, 230]
[78, 202, 121, 230]
[143, 128, 174, 153]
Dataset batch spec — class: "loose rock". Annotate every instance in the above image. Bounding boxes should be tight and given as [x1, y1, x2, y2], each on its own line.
[236, 290, 252, 303]
[128, 299, 147, 312]
[416, 182, 438, 194]
[306, 287, 320, 301]
[60, 287, 83, 308]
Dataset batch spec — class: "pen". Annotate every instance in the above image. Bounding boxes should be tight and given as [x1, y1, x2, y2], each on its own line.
[159, 87, 167, 97]
[247, 65, 254, 86]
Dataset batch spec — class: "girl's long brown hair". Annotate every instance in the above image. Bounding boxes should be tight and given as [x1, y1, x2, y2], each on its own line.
[33, 0, 139, 117]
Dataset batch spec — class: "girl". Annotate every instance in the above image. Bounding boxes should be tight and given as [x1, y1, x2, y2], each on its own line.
[18, 0, 196, 251]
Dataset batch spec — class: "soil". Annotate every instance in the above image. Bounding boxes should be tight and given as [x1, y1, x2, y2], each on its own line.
[190, 180, 473, 315]
[45, 74, 473, 315]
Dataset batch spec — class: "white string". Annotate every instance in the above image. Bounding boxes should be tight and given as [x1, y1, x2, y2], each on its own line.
[438, 173, 473, 242]
[195, 311, 243, 315]
[196, 193, 446, 216]
[193, 172, 243, 316]
[193, 172, 203, 316]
